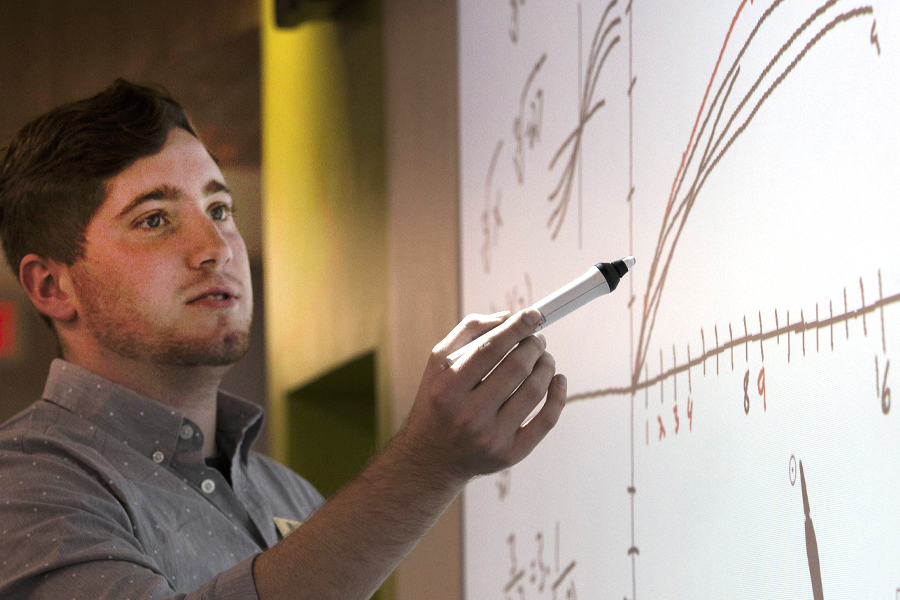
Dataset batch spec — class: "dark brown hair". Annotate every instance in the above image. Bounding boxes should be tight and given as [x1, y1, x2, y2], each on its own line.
[0, 79, 197, 276]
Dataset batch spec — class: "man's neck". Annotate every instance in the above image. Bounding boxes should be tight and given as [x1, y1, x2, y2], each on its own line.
[62, 350, 227, 458]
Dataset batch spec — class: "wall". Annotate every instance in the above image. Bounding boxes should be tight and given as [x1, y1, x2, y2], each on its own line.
[0, 0, 258, 145]
[262, 2, 462, 598]
[260, 1, 393, 596]
[260, 0, 388, 464]
[383, 1, 463, 599]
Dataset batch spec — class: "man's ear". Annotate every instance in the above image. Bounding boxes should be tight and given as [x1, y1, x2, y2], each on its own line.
[19, 254, 78, 323]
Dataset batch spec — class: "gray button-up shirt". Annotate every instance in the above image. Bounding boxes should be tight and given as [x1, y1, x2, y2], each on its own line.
[0, 360, 323, 599]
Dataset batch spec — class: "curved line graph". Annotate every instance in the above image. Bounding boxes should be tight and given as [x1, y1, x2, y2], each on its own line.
[559, 0, 881, 405]
[633, 0, 877, 388]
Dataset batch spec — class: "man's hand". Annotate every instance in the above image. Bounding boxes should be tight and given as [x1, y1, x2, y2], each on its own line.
[254, 310, 566, 600]
[395, 308, 568, 487]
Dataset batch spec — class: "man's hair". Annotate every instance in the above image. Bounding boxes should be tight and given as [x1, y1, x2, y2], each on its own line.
[0, 79, 197, 276]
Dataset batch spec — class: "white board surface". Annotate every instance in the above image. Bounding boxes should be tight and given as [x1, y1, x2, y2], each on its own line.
[458, 1, 900, 598]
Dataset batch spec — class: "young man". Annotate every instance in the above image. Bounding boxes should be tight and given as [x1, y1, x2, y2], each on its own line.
[0, 80, 567, 599]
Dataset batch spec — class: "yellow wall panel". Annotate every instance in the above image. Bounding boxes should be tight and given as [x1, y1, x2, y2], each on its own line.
[261, 2, 387, 462]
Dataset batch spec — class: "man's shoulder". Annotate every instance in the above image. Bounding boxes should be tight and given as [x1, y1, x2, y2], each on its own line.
[0, 402, 127, 520]
[1, 391, 90, 432]
[0, 398, 72, 447]
[0, 398, 119, 482]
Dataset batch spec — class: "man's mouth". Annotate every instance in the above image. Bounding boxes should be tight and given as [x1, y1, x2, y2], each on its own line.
[188, 289, 239, 304]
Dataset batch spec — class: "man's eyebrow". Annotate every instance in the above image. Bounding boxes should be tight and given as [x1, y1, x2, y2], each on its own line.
[117, 180, 231, 218]
[204, 179, 231, 196]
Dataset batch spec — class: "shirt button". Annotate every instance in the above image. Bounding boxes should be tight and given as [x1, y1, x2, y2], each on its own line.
[152, 451, 165, 464]
[179, 425, 194, 440]
[201, 479, 216, 494]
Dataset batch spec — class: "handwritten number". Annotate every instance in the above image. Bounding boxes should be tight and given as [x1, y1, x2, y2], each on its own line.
[531, 533, 550, 591]
[757, 367, 766, 411]
[879, 357, 891, 415]
[871, 19, 881, 55]
[743, 370, 751, 414]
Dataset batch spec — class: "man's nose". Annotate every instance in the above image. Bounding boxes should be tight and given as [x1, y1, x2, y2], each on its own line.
[187, 212, 233, 269]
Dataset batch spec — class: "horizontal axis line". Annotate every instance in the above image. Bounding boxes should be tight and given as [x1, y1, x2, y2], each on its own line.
[569, 291, 900, 402]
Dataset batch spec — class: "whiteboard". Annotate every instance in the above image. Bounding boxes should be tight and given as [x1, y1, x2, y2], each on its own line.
[458, 0, 900, 598]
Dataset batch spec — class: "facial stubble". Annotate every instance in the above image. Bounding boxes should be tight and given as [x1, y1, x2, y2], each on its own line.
[72, 269, 252, 367]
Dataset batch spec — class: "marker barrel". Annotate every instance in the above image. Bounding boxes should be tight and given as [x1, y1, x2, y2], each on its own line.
[446, 257, 634, 365]
[533, 266, 609, 331]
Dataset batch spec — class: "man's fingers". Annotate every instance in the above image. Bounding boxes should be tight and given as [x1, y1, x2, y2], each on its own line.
[428, 312, 511, 375]
[494, 351, 557, 431]
[509, 373, 567, 462]
[452, 309, 543, 387]
[437, 312, 510, 353]
[408, 309, 567, 482]
[477, 335, 549, 413]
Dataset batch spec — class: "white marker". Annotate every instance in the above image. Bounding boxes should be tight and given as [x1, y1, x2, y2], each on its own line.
[448, 256, 636, 365]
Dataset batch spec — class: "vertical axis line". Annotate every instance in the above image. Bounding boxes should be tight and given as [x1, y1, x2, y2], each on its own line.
[626, 2, 637, 598]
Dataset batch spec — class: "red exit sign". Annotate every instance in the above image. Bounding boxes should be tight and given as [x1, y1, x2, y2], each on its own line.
[0, 301, 16, 358]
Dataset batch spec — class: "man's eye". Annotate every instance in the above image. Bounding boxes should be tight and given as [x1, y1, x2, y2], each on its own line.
[139, 212, 166, 229]
[210, 204, 233, 221]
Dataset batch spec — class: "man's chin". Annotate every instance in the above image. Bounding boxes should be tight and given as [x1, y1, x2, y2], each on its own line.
[204, 331, 252, 366]
[174, 330, 252, 367]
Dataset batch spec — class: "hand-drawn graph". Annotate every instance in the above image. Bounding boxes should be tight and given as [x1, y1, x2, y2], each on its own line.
[633, 0, 879, 393]
[459, 0, 900, 598]
[548, 0, 621, 244]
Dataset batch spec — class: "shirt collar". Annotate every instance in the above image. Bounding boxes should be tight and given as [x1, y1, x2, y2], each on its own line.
[42, 359, 264, 466]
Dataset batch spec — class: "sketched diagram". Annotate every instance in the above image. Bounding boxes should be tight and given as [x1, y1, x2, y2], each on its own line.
[458, 0, 900, 597]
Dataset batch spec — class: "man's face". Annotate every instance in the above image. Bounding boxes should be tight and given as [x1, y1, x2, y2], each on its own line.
[67, 128, 253, 367]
